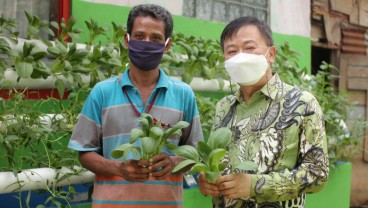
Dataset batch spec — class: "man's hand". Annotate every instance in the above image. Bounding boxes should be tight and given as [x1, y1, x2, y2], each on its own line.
[198, 172, 221, 196]
[118, 159, 150, 182]
[148, 153, 174, 180]
[215, 173, 251, 199]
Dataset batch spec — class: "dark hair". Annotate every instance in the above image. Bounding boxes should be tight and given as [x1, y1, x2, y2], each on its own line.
[220, 16, 273, 51]
[127, 4, 173, 40]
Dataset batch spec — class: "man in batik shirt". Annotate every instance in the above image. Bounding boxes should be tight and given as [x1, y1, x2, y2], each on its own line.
[198, 16, 329, 208]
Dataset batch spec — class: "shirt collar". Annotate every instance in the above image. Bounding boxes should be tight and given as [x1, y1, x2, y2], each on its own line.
[233, 73, 283, 103]
[118, 68, 169, 89]
[260, 73, 284, 100]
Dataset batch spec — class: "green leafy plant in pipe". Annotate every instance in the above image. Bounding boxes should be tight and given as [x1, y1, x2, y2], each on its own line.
[273, 43, 368, 165]
[111, 113, 189, 161]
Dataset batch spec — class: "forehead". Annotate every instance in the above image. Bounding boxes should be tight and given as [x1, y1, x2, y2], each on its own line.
[224, 24, 267, 47]
[132, 15, 165, 35]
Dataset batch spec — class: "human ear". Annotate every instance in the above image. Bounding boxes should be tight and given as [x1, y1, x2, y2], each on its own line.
[268, 46, 276, 64]
[164, 38, 172, 52]
[124, 33, 129, 49]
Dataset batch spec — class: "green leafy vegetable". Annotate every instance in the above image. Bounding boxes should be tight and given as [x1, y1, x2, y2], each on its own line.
[112, 114, 189, 160]
[173, 127, 258, 183]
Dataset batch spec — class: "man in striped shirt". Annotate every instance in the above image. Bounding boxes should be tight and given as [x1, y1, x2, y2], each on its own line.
[68, 4, 203, 208]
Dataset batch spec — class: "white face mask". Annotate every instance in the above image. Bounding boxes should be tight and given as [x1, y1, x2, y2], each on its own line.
[224, 49, 269, 86]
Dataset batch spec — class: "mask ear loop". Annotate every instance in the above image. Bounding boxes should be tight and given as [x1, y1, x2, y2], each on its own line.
[164, 38, 170, 47]
[264, 47, 270, 57]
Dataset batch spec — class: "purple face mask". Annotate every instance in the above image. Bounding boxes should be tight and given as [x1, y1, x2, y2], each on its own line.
[128, 38, 168, 71]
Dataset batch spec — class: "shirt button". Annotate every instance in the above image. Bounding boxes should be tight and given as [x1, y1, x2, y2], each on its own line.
[138, 103, 143, 107]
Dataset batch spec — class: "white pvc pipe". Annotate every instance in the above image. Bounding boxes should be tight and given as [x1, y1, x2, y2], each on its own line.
[1, 69, 90, 89]
[171, 76, 232, 92]
[1, 36, 230, 92]
[0, 166, 94, 194]
[0, 37, 91, 57]
[2, 69, 232, 92]
[0, 114, 94, 194]
[1, 37, 50, 55]
[0, 114, 65, 134]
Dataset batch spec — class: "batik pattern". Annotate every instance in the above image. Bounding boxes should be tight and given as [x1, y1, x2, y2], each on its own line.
[213, 74, 329, 208]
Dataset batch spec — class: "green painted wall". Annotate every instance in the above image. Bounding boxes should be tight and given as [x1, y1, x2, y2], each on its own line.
[71, 0, 310, 71]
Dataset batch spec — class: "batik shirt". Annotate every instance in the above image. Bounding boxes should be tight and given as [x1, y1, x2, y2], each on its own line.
[213, 73, 329, 208]
[68, 68, 203, 208]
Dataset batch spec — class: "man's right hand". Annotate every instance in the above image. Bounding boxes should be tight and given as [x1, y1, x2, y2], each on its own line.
[118, 159, 150, 182]
[198, 172, 221, 196]
[79, 151, 151, 182]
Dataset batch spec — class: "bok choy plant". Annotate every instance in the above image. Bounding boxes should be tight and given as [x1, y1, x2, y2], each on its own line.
[111, 113, 189, 161]
[172, 127, 257, 183]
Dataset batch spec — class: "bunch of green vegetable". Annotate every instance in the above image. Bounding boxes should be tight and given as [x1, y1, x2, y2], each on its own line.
[172, 127, 257, 183]
[111, 113, 189, 160]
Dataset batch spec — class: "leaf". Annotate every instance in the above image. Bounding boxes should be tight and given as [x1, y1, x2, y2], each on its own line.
[55, 79, 65, 98]
[66, 43, 77, 57]
[176, 40, 192, 56]
[149, 126, 163, 140]
[50, 60, 64, 73]
[67, 16, 77, 28]
[4, 135, 21, 141]
[62, 71, 74, 84]
[140, 113, 153, 127]
[197, 141, 212, 162]
[182, 72, 193, 84]
[208, 148, 226, 172]
[138, 117, 149, 136]
[189, 163, 208, 174]
[27, 25, 39, 37]
[142, 137, 159, 154]
[0, 38, 10, 53]
[24, 11, 33, 23]
[50, 21, 59, 30]
[129, 128, 143, 143]
[172, 159, 197, 173]
[15, 62, 33, 78]
[173, 145, 200, 162]
[218, 162, 227, 171]
[205, 171, 221, 183]
[171, 129, 182, 137]
[47, 46, 61, 57]
[111, 143, 139, 159]
[165, 142, 177, 151]
[207, 127, 232, 150]
[32, 52, 47, 61]
[162, 121, 189, 140]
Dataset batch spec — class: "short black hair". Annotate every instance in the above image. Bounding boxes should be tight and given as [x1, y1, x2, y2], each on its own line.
[220, 16, 273, 51]
[127, 4, 173, 40]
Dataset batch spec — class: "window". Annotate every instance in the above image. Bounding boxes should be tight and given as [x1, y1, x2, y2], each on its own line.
[0, 0, 69, 39]
[183, 0, 269, 23]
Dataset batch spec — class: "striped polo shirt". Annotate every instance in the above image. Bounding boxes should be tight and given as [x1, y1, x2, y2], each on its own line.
[68, 68, 203, 208]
